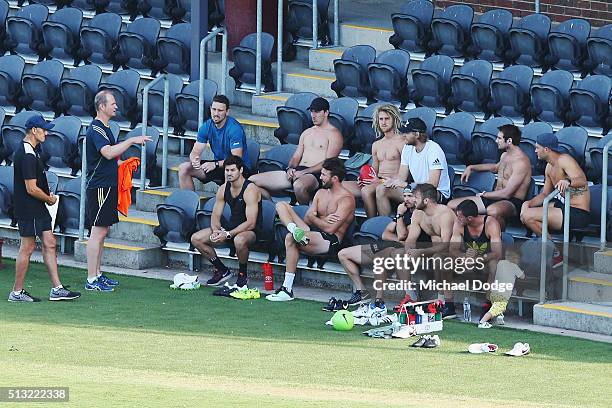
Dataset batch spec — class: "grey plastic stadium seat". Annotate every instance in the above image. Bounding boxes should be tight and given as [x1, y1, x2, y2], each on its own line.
[274, 92, 317, 145]
[0, 0, 8, 54]
[328, 97, 359, 147]
[367, 49, 411, 108]
[448, 60, 493, 115]
[469, 116, 513, 165]
[54, 176, 81, 234]
[331, 45, 376, 100]
[106, 0, 140, 21]
[197, 198, 230, 232]
[409, 54, 454, 110]
[519, 122, 553, 176]
[229, 32, 275, 92]
[43, 116, 82, 173]
[70, 0, 99, 12]
[507, 13, 550, 68]
[115, 17, 160, 71]
[586, 24, 612, 76]
[1, 111, 42, 163]
[402, 107, 436, 137]
[589, 134, 612, 184]
[353, 216, 393, 245]
[6, 4, 49, 59]
[147, 73, 184, 128]
[154, 190, 201, 246]
[567, 75, 611, 133]
[59, 65, 102, 117]
[118, 126, 160, 181]
[98, 69, 141, 125]
[79, 12, 122, 66]
[156, 22, 191, 75]
[0, 164, 14, 223]
[287, 0, 331, 46]
[546, 18, 590, 74]
[42, 7, 83, 62]
[142, 0, 173, 21]
[175, 79, 217, 135]
[452, 170, 496, 198]
[469, 8, 512, 63]
[429, 4, 473, 58]
[555, 126, 588, 167]
[0, 55, 25, 110]
[20, 59, 64, 115]
[46, 171, 58, 194]
[352, 102, 387, 154]
[246, 138, 261, 173]
[431, 111, 476, 165]
[257, 144, 298, 173]
[389, 0, 434, 54]
[489, 65, 533, 120]
[528, 69, 574, 126]
[572, 184, 612, 242]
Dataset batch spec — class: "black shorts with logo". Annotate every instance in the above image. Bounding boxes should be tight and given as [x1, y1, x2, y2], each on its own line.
[17, 214, 52, 237]
[86, 186, 119, 228]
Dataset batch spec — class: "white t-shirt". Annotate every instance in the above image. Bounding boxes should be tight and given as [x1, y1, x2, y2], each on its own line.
[400, 140, 451, 198]
[494, 260, 525, 300]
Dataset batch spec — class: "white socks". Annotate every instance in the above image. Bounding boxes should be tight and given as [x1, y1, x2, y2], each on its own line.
[283, 273, 295, 291]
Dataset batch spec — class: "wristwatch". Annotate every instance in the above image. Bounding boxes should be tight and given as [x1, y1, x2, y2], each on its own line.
[215, 161, 220, 168]
[225, 230, 232, 240]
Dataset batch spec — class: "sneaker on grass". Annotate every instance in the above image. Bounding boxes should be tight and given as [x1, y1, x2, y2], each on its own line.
[8, 290, 41, 302]
[213, 283, 246, 297]
[49, 286, 81, 301]
[347, 290, 371, 306]
[99, 274, 119, 286]
[206, 269, 232, 287]
[85, 278, 114, 292]
[265, 286, 294, 302]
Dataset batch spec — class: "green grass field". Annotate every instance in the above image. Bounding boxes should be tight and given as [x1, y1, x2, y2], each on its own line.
[1, 259, 611, 408]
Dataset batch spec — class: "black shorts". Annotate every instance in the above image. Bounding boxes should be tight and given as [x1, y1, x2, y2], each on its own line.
[370, 240, 403, 254]
[199, 160, 251, 185]
[294, 166, 322, 188]
[438, 192, 449, 205]
[86, 186, 119, 228]
[17, 214, 52, 237]
[310, 227, 341, 256]
[482, 196, 524, 215]
[551, 199, 590, 230]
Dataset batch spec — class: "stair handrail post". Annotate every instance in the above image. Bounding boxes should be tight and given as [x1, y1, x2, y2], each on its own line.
[141, 75, 167, 190]
[601, 140, 612, 250]
[277, 0, 283, 92]
[312, 0, 318, 49]
[78, 137, 87, 241]
[199, 27, 225, 126]
[333, 0, 339, 46]
[161, 75, 170, 188]
[540, 188, 560, 304]
[562, 188, 570, 301]
[255, 0, 263, 95]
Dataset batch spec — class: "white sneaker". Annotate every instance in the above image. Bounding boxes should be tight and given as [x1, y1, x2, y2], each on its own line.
[353, 303, 372, 318]
[478, 321, 492, 329]
[265, 286, 294, 302]
[495, 314, 505, 325]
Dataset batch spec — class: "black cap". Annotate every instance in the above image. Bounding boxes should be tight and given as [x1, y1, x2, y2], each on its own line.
[398, 117, 427, 134]
[25, 114, 54, 131]
[308, 97, 330, 112]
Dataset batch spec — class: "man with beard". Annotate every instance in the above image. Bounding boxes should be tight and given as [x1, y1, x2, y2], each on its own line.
[266, 158, 355, 301]
[249, 97, 343, 204]
[342, 104, 405, 217]
[191, 155, 263, 288]
[178, 95, 251, 190]
[448, 125, 532, 228]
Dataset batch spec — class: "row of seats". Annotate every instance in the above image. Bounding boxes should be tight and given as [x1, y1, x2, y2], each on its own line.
[389, 1, 612, 77]
[0, 3, 192, 75]
[331, 47, 612, 133]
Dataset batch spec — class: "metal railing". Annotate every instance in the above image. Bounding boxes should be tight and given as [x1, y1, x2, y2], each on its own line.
[539, 188, 570, 304]
[141, 75, 170, 189]
[78, 138, 87, 240]
[601, 140, 612, 250]
[199, 26, 228, 124]
[256, 0, 263, 95]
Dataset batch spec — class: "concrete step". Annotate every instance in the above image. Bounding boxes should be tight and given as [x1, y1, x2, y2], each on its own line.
[309, 47, 344, 73]
[569, 271, 612, 303]
[339, 23, 394, 52]
[108, 209, 161, 245]
[252, 93, 291, 118]
[135, 188, 214, 212]
[282, 61, 337, 98]
[533, 301, 612, 336]
[594, 250, 612, 275]
[74, 238, 163, 270]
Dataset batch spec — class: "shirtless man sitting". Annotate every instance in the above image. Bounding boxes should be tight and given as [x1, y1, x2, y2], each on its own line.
[266, 158, 356, 301]
[342, 104, 405, 217]
[449, 124, 532, 228]
[520, 133, 590, 239]
[249, 97, 343, 204]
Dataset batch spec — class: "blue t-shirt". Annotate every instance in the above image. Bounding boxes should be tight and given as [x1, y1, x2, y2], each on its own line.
[196, 116, 251, 169]
[86, 119, 118, 189]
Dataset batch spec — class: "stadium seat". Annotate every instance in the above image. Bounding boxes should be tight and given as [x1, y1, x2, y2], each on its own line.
[589, 134, 612, 184]
[352, 102, 384, 154]
[274, 92, 317, 145]
[147, 73, 184, 129]
[0, 110, 42, 163]
[71, 0, 102, 13]
[208, 0, 224, 28]
[175, 79, 217, 135]
[106, 0, 136, 20]
[546, 18, 590, 74]
[78, 12, 122, 66]
[555, 126, 588, 168]
[154, 190, 200, 247]
[20, 59, 64, 115]
[6, 4, 49, 59]
[331, 45, 375, 100]
[59, 64, 102, 118]
[257, 199, 279, 260]
[98, 69, 141, 126]
[196, 198, 230, 231]
[469, 116, 513, 165]
[402, 106, 436, 137]
[328, 97, 359, 148]
[389, 0, 434, 54]
[257, 144, 298, 173]
[0, 55, 25, 110]
[519, 122, 553, 176]
[141, 0, 173, 21]
[46, 170, 58, 194]
[352, 215, 393, 245]
[469, 8, 512, 63]
[228, 32, 275, 93]
[527, 69, 574, 127]
[0, 107, 5, 130]
[488, 64, 533, 121]
[585, 24, 612, 76]
[571, 184, 612, 242]
[452, 169, 496, 198]
[115, 17, 161, 72]
[118, 126, 160, 182]
[429, 4, 473, 58]
[0, 1, 10, 54]
[156, 22, 191, 75]
[431, 111, 476, 165]
[367, 49, 411, 108]
[507, 13, 550, 68]
[448, 59, 493, 115]
[43, 115, 82, 174]
[0, 165, 14, 224]
[567, 75, 611, 134]
[287, 0, 331, 46]
[55, 176, 81, 234]
[246, 138, 261, 173]
[409, 54, 454, 110]
[41, 6, 83, 63]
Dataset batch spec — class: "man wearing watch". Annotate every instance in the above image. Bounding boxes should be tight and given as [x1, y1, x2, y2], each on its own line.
[178, 95, 251, 191]
[191, 155, 263, 288]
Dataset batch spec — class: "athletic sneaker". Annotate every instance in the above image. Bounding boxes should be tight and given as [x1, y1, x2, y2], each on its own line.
[99, 274, 119, 286]
[479, 300, 492, 321]
[422, 335, 441, 348]
[265, 286, 294, 302]
[230, 288, 261, 300]
[442, 302, 456, 319]
[347, 290, 371, 306]
[354, 300, 387, 319]
[85, 278, 114, 292]
[8, 290, 40, 302]
[411, 335, 429, 347]
[495, 314, 505, 326]
[49, 286, 81, 301]
[287, 223, 309, 246]
[478, 321, 492, 329]
[206, 269, 232, 287]
[213, 283, 246, 297]
[322, 297, 348, 312]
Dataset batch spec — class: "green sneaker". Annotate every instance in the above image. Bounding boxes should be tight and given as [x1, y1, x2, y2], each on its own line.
[247, 288, 261, 299]
[287, 222, 309, 246]
[230, 288, 250, 299]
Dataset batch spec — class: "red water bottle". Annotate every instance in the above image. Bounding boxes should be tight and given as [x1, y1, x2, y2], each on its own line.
[263, 262, 274, 291]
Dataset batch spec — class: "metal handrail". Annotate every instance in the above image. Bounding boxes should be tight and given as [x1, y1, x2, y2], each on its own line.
[141, 75, 170, 189]
[312, 0, 318, 49]
[333, 0, 339, 46]
[277, 0, 283, 92]
[199, 26, 228, 125]
[255, 0, 263, 95]
[78, 138, 87, 241]
[601, 140, 612, 249]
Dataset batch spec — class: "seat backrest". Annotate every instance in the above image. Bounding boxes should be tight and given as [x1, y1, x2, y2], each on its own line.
[456, 60, 493, 86]
[439, 112, 476, 140]
[521, 121, 553, 142]
[0, 165, 14, 193]
[555, 126, 588, 164]
[123, 126, 160, 159]
[497, 64, 534, 94]
[126, 17, 161, 46]
[329, 97, 359, 129]
[374, 49, 411, 78]
[341, 45, 376, 71]
[0, 55, 26, 84]
[88, 12, 122, 41]
[14, 4, 48, 29]
[476, 8, 512, 33]
[401, 107, 437, 136]
[165, 190, 200, 220]
[574, 75, 612, 104]
[419, 55, 454, 84]
[151, 73, 185, 101]
[102, 69, 141, 98]
[0, 0, 8, 26]
[515, 13, 551, 41]
[48, 6, 82, 35]
[259, 144, 298, 170]
[399, 0, 434, 26]
[164, 22, 192, 48]
[436, 4, 474, 32]
[358, 215, 393, 238]
[285, 92, 318, 112]
[246, 138, 261, 170]
[477, 116, 513, 136]
[29, 60, 64, 88]
[49, 115, 82, 145]
[46, 171, 58, 193]
[458, 170, 496, 192]
[537, 69, 574, 97]
[239, 32, 275, 60]
[65, 64, 102, 93]
[551, 18, 591, 44]
[8, 110, 42, 127]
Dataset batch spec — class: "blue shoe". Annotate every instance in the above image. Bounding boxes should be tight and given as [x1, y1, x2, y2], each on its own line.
[85, 278, 114, 292]
[99, 274, 119, 286]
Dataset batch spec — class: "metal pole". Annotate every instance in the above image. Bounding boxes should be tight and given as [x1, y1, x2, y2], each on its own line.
[535, 0, 540, 13]
[562, 189, 570, 301]
[540, 188, 559, 303]
[312, 0, 318, 49]
[277, 0, 283, 92]
[141, 75, 166, 189]
[199, 28, 223, 126]
[221, 28, 227, 96]
[333, 0, 339, 46]
[162, 76, 170, 188]
[78, 137, 87, 241]
[601, 141, 612, 249]
[256, 0, 263, 95]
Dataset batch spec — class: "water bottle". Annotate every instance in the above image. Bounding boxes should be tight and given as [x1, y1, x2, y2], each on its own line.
[463, 298, 471, 323]
[263, 262, 274, 291]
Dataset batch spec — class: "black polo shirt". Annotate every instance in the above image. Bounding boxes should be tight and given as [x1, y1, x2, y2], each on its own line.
[12, 141, 50, 220]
